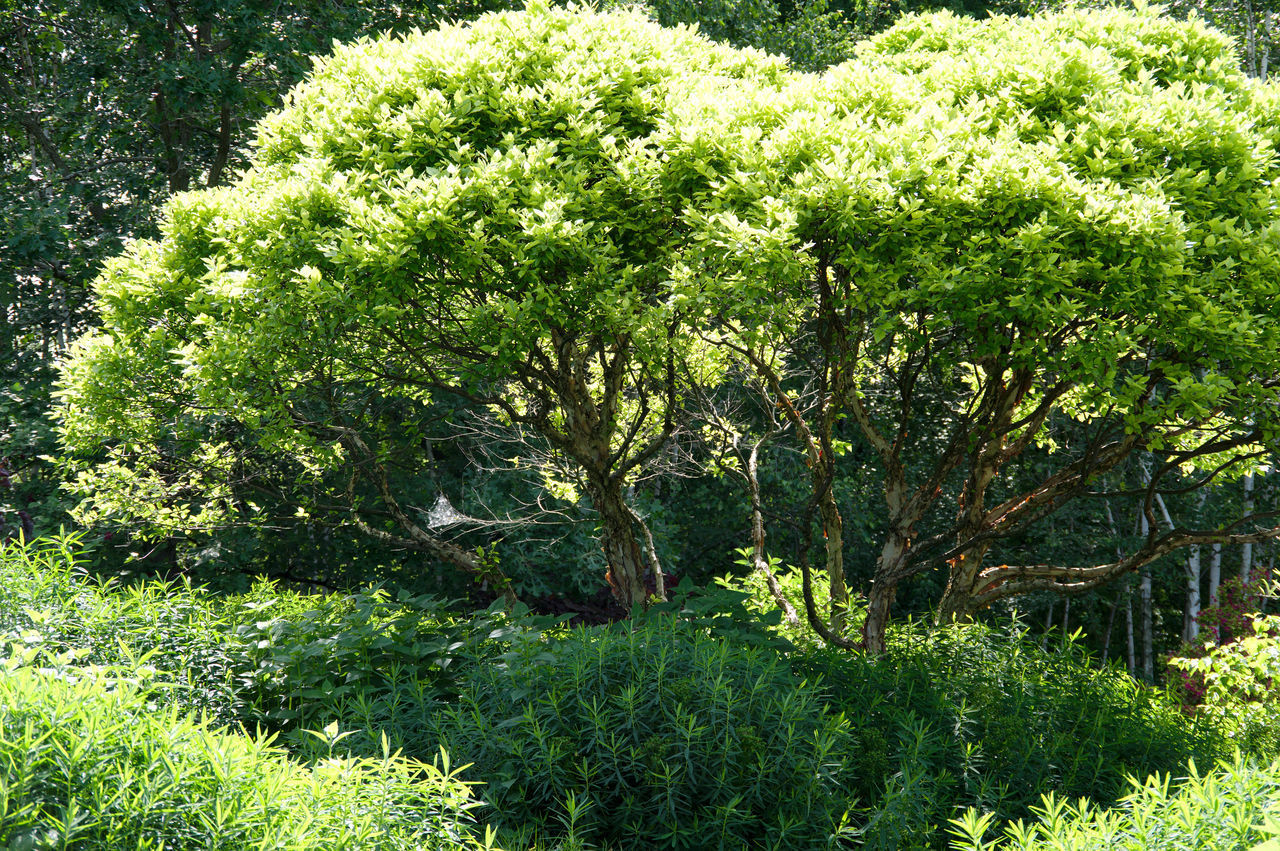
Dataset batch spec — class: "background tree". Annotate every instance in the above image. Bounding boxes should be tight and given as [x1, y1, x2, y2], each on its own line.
[0, 0, 519, 562]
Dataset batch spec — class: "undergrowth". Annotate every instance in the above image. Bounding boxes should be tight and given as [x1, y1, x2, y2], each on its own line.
[0, 536, 1259, 850]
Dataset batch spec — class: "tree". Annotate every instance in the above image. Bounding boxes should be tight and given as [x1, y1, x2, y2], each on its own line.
[56, 3, 788, 608]
[701, 7, 1280, 651]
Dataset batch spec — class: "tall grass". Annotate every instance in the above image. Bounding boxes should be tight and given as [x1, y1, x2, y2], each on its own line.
[0, 535, 242, 720]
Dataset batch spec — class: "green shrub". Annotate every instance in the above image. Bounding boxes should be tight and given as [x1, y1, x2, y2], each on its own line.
[229, 583, 462, 746]
[948, 754, 1280, 850]
[1170, 613, 1280, 759]
[797, 621, 1231, 848]
[228, 584, 562, 758]
[0, 537, 533, 758]
[431, 617, 855, 850]
[0, 659, 489, 850]
[716, 553, 867, 647]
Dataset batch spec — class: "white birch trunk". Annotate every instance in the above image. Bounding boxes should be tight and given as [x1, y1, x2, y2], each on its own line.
[1210, 543, 1223, 607]
[1185, 545, 1202, 644]
[1042, 600, 1056, 651]
[1140, 567, 1153, 682]
[1243, 472, 1256, 583]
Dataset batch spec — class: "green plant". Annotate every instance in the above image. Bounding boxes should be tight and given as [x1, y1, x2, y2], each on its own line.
[0, 658, 491, 850]
[230, 585, 556, 757]
[717, 551, 867, 646]
[55, 1, 793, 610]
[694, 2, 1280, 652]
[432, 616, 855, 849]
[0, 534, 242, 721]
[797, 619, 1230, 847]
[1170, 613, 1280, 759]
[948, 753, 1280, 850]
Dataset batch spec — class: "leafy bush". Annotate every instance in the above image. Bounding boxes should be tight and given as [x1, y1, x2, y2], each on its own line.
[431, 617, 855, 850]
[948, 754, 1280, 851]
[1170, 613, 1280, 759]
[228, 584, 552, 757]
[0, 659, 489, 850]
[798, 621, 1230, 848]
[716, 554, 867, 647]
[0, 536, 537, 758]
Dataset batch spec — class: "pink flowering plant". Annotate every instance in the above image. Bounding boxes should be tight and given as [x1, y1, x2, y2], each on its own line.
[1169, 580, 1280, 756]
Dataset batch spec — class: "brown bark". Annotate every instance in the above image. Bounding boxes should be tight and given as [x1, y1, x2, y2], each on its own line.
[153, 91, 191, 193]
[589, 477, 649, 610]
[207, 102, 233, 188]
[744, 437, 798, 627]
[733, 342, 852, 645]
[862, 580, 893, 655]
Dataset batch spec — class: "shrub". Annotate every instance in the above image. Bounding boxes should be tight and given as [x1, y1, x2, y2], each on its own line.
[228, 585, 550, 758]
[948, 754, 1280, 851]
[1169, 613, 1280, 759]
[716, 553, 867, 647]
[0, 659, 489, 850]
[0, 536, 538, 757]
[797, 620, 1230, 848]
[431, 616, 855, 850]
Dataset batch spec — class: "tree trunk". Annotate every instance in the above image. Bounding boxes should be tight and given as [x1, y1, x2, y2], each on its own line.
[1101, 594, 1120, 664]
[1243, 472, 1256, 583]
[1185, 544, 1202, 644]
[589, 477, 649, 611]
[1209, 543, 1223, 607]
[1041, 600, 1056, 651]
[746, 441, 798, 627]
[1125, 583, 1136, 676]
[862, 529, 910, 653]
[1140, 566, 1153, 683]
[1135, 466, 1153, 681]
[937, 543, 992, 625]
[863, 579, 893, 655]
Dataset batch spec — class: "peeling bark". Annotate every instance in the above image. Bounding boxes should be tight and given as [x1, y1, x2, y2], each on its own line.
[589, 476, 649, 610]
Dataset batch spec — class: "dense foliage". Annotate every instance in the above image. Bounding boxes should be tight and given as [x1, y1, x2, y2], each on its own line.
[432, 617, 856, 849]
[49, 4, 1280, 662]
[8, 0, 1280, 846]
[949, 755, 1280, 850]
[691, 5, 1280, 648]
[803, 621, 1230, 846]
